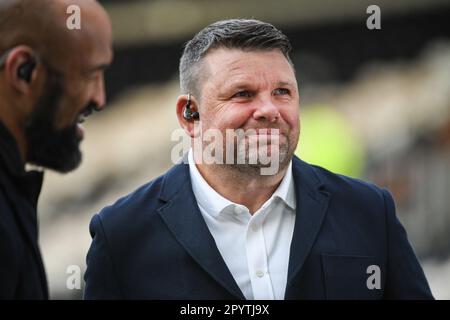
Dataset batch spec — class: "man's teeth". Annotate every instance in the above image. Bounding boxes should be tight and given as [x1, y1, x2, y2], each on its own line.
[77, 108, 93, 123]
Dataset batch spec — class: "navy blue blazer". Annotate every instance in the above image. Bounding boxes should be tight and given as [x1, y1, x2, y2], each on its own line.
[84, 156, 433, 299]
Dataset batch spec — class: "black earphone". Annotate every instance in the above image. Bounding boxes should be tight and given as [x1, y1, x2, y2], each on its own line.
[183, 93, 199, 120]
[18, 59, 36, 83]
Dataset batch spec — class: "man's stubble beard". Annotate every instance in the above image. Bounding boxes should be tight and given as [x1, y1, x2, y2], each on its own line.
[228, 134, 294, 176]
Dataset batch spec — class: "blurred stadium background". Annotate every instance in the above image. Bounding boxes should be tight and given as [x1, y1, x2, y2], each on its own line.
[37, 0, 450, 299]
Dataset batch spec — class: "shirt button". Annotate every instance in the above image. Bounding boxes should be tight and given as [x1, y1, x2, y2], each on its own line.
[256, 270, 265, 278]
[251, 224, 259, 232]
[234, 206, 245, 215]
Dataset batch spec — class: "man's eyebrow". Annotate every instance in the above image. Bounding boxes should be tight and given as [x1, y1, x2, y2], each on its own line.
[276, 81, 296, 87]
[90, 63, 110, 72]
[218, 82, 254, 95]
[227, 82, 252, 89]
[223, 79, 256, 89]
[91, 50, 114, 72]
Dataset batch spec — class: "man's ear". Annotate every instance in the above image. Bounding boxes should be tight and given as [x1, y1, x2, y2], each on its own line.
[3, 45, 38, 94]
[176, 94, 199, 138]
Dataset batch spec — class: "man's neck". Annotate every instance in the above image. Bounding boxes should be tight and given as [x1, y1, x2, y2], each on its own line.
[0, 111, 27, 163]
[194, 156, 289, 214]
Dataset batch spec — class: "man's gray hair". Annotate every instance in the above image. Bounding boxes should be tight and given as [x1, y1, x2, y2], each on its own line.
[179, 19, 293, 97]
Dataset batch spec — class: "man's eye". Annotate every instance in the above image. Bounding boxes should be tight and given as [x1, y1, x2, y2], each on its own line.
[86, 70, 103, 80]
[233, 91, 252, 98]
[273, 88, 290, 95]
[84, 72, 96, 80]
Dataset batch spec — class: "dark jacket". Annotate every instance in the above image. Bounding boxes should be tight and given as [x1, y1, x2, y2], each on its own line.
[0, 122, 48, 299]
[84, 156, 433, 299]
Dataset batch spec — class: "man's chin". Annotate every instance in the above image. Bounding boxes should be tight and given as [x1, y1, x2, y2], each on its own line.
[26, 126, 83, 173]
[227, 148, 291, 176]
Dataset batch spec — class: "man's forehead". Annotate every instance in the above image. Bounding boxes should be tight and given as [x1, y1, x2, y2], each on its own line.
[204, 48, 291, 71]
[55, 5, 112, 69]
[205, 46, 286, 60]
[202, 48, 296, 85]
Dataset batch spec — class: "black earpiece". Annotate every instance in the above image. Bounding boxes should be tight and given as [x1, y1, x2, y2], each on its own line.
[183, 93, 199, 120]
[18, 60, 36, 83]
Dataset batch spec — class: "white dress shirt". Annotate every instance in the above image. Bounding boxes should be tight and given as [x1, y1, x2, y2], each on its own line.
[188, 149, 296, 299]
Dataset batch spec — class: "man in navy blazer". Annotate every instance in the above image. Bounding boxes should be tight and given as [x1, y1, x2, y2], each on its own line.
[84, 19, 433, 299]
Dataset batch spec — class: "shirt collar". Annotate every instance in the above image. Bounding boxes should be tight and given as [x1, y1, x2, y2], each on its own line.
[188, 149, 296, 219]
[188, 149, 234, 218]
[272, 160, 296, 210]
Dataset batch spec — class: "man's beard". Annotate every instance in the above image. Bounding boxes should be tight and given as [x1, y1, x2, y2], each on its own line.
[231, 134, 292, 175]
[219, 128, 295, 176]
[25, 72, 82, 173]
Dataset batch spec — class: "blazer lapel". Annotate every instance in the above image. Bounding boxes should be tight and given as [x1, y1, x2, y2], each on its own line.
[157, 162, 245, 299]
[286, 157, 332, 292]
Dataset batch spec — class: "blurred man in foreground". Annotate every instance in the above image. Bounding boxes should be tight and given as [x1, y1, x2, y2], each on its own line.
[0, 0, 112, 299]
[85, 19, 432, 299]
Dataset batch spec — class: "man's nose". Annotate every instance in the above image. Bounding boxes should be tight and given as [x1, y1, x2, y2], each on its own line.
[252, 96, 280, 122]
[92, 76, 106, 111]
